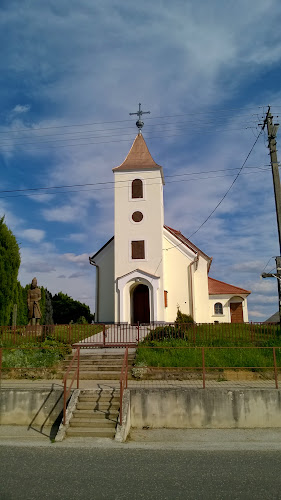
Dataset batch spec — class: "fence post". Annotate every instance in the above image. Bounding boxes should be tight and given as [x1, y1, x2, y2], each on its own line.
[63, 378, 67, 426]
[137, 321, 140, 344]
[273, 347, 279, 389]
[103, 324, 106, 347]
[77, 347, 80, 389]
[202, 347, 206, 389]
[250, 322, 254, 343]
[120, 378, 123, 426]
[125, 346, 128, 389]
[0, 347, 2, 381]
[193, 323, 196, 344]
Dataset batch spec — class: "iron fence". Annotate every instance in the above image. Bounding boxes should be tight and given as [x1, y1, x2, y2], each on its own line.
[0, 322, 279, 347]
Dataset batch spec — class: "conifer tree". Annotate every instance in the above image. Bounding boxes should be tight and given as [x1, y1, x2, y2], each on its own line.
[0, 216, 21, 325]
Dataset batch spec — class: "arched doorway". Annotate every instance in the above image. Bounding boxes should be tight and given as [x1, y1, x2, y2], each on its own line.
[132, 284, 150, 324]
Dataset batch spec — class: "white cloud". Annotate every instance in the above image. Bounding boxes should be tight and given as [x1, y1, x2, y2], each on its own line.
[248, 310, 267, 318]
[69, 271, 87, 279]
[63, 253, 89, 265]
[42, 204, 85, 223]
[20, 228, 45, 243]
[13, 104, 30, 114]
[2, 0, 281, 322]
[22, 261, 56, 273]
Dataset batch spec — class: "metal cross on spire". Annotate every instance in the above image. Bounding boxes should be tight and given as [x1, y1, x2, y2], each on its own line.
[129, 103, 150, 133]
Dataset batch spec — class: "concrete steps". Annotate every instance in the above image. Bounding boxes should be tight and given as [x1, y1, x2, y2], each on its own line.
[67, 428, 116, 438]
[61, 351, 135, 380]
[66, 388, 120, 439]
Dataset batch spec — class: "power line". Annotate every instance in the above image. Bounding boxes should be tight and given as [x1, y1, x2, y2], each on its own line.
[0, 165, 271, 199]
[165, 127, 264, 250]
[0, 117, 260, 142]
[0, 164, 271, 195]
[0, 105, 267, 135]
[0, 126, 259, 152]
[261, 256, 275, 273]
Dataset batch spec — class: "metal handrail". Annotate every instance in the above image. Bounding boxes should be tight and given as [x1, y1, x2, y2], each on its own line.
[135, 345, 280, 389]
[119, 346, 129, 425]
[63, 346, 80, 425]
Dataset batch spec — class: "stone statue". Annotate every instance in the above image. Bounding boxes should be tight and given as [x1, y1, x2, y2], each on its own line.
[27, 277, 42, 325]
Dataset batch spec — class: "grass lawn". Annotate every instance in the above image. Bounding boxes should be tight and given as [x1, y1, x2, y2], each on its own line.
[143, 323, 280, 345]
[0, 323, 103, 347]
[136, 323, 281, 370]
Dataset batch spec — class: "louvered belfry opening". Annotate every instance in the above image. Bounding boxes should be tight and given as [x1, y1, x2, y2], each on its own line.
[131, 240, 145, 259]
[132, 179, 143, 198]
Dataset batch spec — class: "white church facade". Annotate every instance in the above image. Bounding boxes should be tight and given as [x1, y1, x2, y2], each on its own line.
[89, 133, 250, 324]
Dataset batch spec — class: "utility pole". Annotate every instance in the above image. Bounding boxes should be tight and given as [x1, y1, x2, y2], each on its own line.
[261, 107, 281, 323]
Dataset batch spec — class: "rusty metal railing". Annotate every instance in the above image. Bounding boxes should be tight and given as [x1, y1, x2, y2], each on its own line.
[119, 346, 129, 425]
[63, 346, 80, 425]
[135, 346, 280, 389]
[0, 322, 279, 347]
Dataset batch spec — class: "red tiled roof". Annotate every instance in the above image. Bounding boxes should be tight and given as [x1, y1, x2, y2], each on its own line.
[164, 225, 212, 266]
[112, 133, 163, 172]
[208, 277, 251, 295]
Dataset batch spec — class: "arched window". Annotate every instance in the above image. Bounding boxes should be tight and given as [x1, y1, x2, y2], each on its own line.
[132, 179, 143, 199]
[214, 302, 223, 315]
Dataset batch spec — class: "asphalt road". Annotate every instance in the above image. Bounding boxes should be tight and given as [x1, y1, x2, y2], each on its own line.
[1, 447, 281, 500]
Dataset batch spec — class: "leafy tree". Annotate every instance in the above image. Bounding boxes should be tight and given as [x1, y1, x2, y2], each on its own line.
[52, 292, 94, 324]
[0, 216, 21, 325]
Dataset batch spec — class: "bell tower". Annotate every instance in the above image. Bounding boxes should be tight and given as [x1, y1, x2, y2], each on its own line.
[113, 107, 165, 323]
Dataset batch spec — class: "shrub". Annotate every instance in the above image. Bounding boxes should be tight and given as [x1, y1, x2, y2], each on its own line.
[76, 316, 88, 324]
[175, 307, 194, 325]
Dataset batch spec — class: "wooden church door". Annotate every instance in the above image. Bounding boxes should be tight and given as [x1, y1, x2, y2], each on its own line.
[133, 284, 150, 324]
[230, 302, 243, 323]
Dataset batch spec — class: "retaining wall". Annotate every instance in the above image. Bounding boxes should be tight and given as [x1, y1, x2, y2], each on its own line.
[0, 388, 64, 426]
[130, 388, 281, 429]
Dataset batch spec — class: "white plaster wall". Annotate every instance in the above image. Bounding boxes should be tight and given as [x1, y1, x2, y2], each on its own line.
[114, 169, 165, 322]
[192, 257, 211, 323]
[208, 294, 249, 323]
[94, 240, 115, 323]
[162, 235, 193, 322]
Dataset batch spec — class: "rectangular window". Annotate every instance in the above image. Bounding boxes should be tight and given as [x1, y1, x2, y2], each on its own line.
[164, 290, 168, 308]
[132, 240, 145, 259]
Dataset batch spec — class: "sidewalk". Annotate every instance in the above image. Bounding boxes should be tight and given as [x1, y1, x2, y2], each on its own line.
[2, 425, 281, 451]
[1, 377, 279, 390]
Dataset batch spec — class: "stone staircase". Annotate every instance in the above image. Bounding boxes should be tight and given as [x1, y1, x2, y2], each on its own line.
[62, 350, 135, 380]
[66, 388, 120, 438]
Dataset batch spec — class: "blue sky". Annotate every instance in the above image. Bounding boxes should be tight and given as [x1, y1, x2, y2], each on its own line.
[1, 0, 281, 321]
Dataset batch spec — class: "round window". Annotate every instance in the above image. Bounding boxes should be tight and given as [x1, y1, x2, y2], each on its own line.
[132, 211, 143, 222]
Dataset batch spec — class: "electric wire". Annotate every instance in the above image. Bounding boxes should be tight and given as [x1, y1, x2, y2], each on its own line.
[0, 165, 271, 199]
[0, 164, 271, 196]
[261, 257, 275, 273]
[164, 127, 264, 250]
[0, 117, 261, 141]
[0, 105, 269, 135]
[0, 126, 259, 152]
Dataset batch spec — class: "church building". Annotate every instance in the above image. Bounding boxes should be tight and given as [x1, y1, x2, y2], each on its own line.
[90, 126, 250, 325]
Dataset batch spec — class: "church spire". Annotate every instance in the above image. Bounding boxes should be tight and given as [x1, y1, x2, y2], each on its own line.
[112, 133, 164, 181]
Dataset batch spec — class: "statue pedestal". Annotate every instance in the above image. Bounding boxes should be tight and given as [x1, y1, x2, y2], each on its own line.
[25, 324, 42, 338]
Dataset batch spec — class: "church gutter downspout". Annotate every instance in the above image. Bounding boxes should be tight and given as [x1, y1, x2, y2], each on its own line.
[89, 257, 99, 323]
